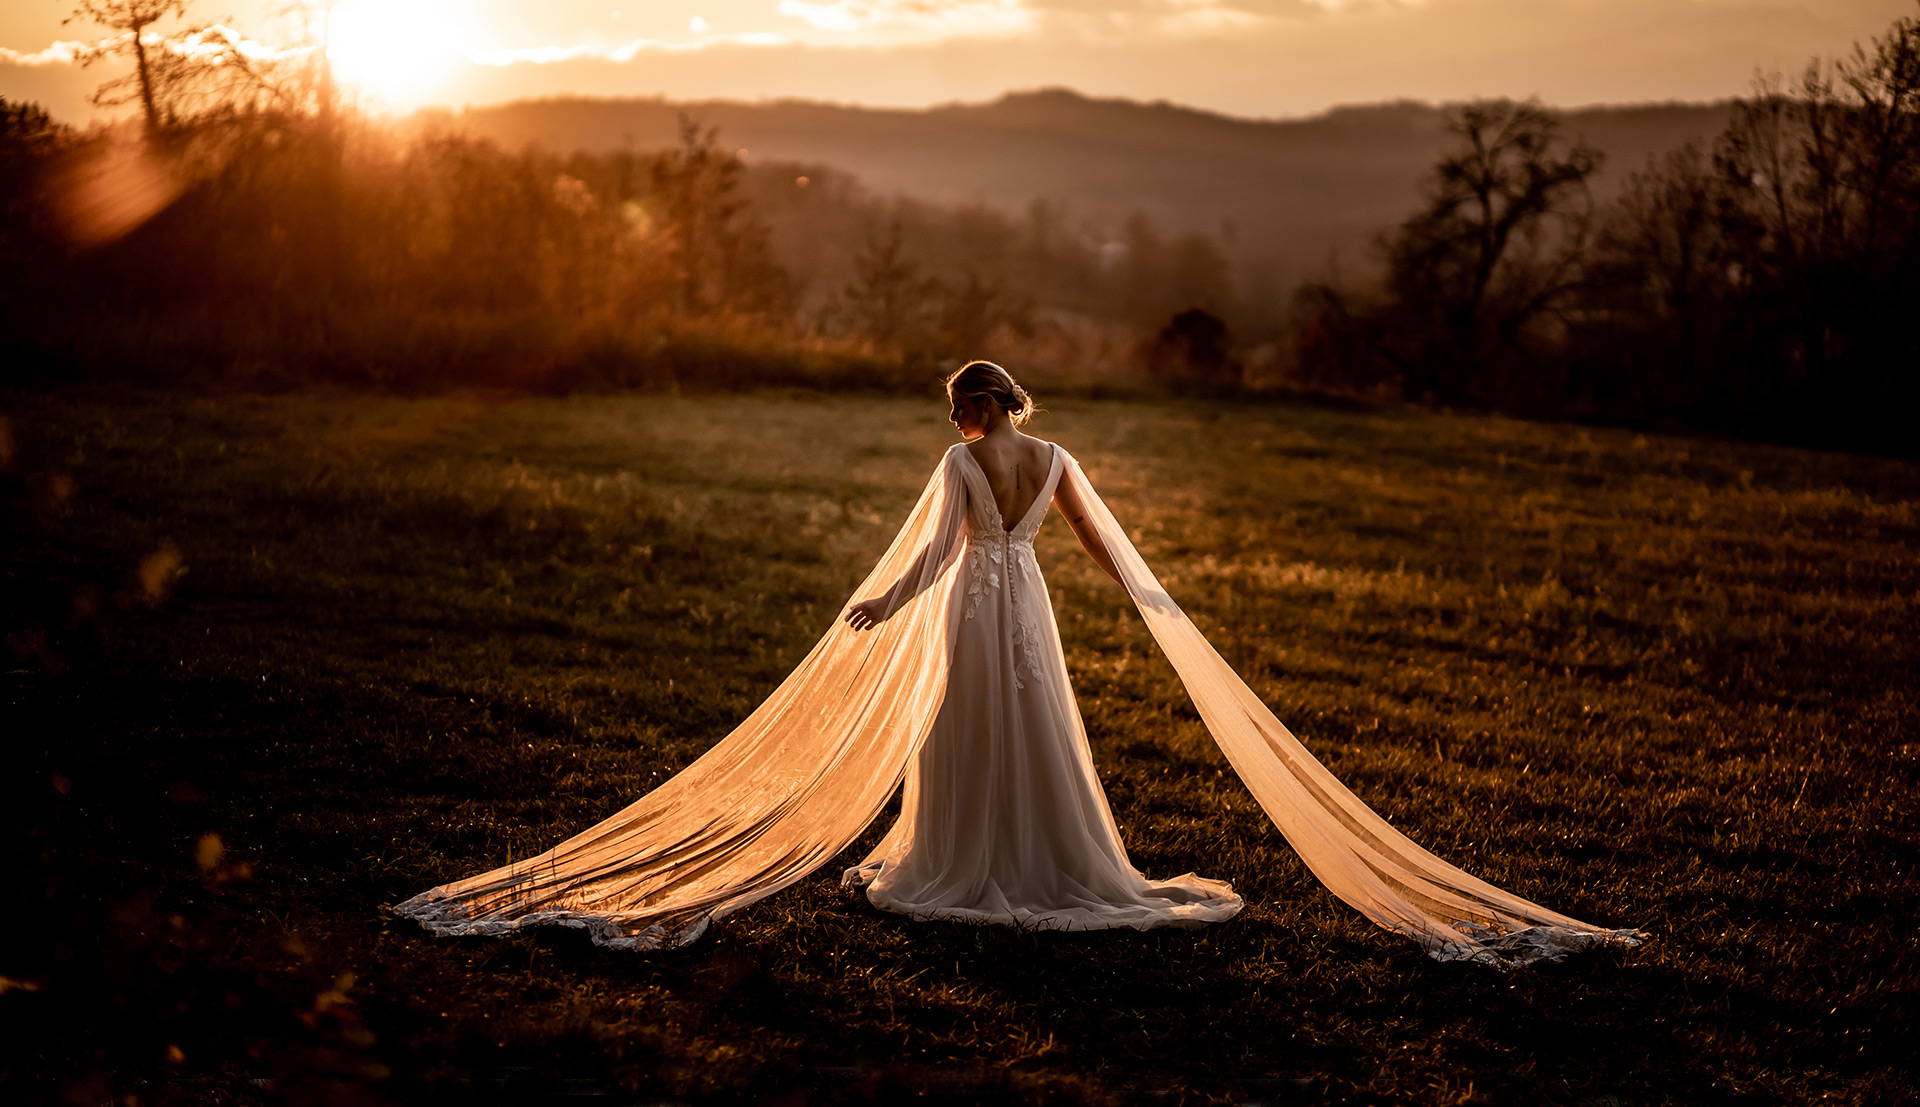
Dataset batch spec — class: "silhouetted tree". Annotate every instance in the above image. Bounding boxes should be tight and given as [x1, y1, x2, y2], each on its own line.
[1708, 15, 1920, 420]
[650, 116, 790, 316]
[1145, 308, 1238, 389]
[1577, 142, 1738, 417]
[1566, 6, 1920, 442]
[1380, 99, 1601, 401]
[1292, 100, 1601, 405]
[65, 1, 287, 141]
[66, 1, 184, 138]
[842, 219, 926, 345]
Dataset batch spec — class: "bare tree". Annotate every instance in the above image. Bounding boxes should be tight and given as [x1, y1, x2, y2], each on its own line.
[648, 116, 789, 316]
[65, 1, 305, 141]
[842, 219, 925, 345]
[65, 1, 220, 138]
[66, 2, 182, 136]
[1380, 99, 1601, 401]
[1571, 142, 1741, 417]
[1711, 10, 1920, 398]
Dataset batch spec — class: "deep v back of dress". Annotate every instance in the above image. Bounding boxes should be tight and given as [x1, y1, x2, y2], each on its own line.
[963, 437, 1057, 533]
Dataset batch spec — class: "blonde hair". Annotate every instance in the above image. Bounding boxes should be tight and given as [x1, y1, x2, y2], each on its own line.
[944, 360, 1036, 426]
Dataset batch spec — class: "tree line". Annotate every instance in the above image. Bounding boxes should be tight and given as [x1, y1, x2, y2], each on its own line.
[1292, 9, 1919, 451]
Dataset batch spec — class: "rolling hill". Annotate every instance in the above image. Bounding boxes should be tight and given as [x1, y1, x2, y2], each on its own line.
[449, 88, 1731, 285]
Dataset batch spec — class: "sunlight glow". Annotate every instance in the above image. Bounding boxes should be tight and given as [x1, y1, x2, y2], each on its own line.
[325, 0, 462, 108]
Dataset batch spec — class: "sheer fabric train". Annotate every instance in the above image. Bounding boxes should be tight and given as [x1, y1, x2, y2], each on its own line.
[394, 444, 1641, 967]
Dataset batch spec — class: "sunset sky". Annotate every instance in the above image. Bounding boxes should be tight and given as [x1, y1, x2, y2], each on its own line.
[3, 0, 1913, 123]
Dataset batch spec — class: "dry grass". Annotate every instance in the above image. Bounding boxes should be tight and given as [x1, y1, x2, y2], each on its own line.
[2, 386, 1916, 1105]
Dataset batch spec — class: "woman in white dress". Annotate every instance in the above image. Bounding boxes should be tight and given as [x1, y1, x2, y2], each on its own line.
[396, 362, 1640, 967]
[838, 362, 1241, 931]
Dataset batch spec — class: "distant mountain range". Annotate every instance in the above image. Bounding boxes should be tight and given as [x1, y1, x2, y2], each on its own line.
[449, 88, 1731, 284]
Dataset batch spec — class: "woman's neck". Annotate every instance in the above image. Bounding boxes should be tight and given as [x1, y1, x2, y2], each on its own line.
[971, 418, 1022, 446]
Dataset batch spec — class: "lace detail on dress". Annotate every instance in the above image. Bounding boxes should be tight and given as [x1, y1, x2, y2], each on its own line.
[963, 542, 1003, 621]
[954, 443, 1062, 692]
[962, 532, 1042, 688]
[1009, 548, 1044, 691]
[963, 527, 1045, 690]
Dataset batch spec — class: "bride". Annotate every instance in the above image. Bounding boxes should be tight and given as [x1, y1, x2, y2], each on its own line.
[837, 364, 1240, 932]
[396, 361, 1640, 968]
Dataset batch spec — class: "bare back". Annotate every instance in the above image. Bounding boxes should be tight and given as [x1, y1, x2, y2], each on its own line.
[963, 433, 1057, 533]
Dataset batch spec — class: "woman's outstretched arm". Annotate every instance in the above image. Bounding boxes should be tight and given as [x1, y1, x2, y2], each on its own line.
[1053, 473, 1124, 587]
[844, 449, 971, 631]
[845, 537, 945, 630]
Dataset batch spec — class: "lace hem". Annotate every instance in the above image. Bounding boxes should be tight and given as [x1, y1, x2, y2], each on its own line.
[1413, 922, 1647, 970]
[390, 890, 712, 951]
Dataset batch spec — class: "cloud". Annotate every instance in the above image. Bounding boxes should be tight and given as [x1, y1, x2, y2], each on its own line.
[461, 32, 792, 67]
[1003, 0, 1414, 43]
[2, 25, 299, 67]
[1029, 0, 1271, 39]
[0, 41, 87, 66]
[775, 0, 1033, 37]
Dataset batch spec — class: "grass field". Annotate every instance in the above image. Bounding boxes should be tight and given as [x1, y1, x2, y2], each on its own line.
[4, 386, 1917, 1105]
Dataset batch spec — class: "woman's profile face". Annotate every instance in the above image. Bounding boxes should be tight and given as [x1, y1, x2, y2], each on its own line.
[948, 392, 995, 439]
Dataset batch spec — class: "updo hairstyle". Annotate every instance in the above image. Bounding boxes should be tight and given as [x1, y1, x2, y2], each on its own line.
[944, 360, 1036, 427]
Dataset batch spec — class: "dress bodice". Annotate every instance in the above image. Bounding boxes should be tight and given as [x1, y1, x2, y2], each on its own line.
[950, 442, 1063, 691]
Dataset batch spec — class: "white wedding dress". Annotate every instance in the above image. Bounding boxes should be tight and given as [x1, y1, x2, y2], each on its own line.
[840, 443, 1241, 931]
[395, 441, 1641, 967]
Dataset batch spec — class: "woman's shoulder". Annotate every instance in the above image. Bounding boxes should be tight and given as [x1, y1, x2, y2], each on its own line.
[944, 436, 1069, 467]
[1011, 436, 1071, 472]
[1029, 437, 1071, 464]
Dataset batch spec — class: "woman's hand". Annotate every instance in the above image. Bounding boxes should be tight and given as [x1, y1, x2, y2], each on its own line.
[843, 597, 890, 632]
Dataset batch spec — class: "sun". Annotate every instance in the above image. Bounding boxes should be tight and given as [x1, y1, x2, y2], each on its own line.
[324, 0, 462, 108]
